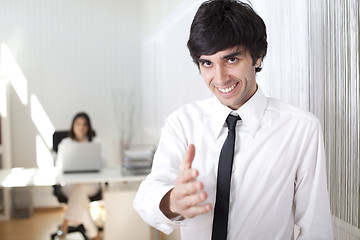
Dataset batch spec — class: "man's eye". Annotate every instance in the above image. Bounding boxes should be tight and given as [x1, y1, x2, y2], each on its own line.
[228, 57, 238, 63]
[202, 61, 212, 67]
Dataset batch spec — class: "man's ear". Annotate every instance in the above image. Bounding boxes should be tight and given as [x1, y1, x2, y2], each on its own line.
[255, 56, 262, 68]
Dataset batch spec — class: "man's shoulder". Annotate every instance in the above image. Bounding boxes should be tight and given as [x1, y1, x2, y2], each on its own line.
[161, 98, 215, 133]
[266, 97, 319, 124]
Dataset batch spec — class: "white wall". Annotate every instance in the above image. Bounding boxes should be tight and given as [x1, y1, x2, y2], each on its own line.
[0, 0, 141, 168]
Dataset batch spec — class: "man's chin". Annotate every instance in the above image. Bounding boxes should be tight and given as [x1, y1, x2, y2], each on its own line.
[217, 98, 239, 110]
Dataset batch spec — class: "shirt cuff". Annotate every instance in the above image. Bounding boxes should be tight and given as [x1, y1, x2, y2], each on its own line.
[153, 186, 186, 232]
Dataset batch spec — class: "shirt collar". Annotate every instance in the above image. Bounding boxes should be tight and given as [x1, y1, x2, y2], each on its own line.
[210, 86, 267, 139]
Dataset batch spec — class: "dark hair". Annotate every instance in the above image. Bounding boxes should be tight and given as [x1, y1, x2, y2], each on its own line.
[187, 0, 267, 72]
[69, 112, 95, 141]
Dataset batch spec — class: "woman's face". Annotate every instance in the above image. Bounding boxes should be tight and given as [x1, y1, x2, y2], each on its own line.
[73, 117, 88, 141]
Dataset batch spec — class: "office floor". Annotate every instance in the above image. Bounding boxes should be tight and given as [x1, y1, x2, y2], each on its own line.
[0, 205, 168, 240]
[0, 204, 107, 240]
[0, 207, 66, 240]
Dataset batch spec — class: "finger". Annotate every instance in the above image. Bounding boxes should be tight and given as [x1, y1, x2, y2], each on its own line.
[173, 180, 203, 198]
[175, 168, 198, 185]
[182, 202, 212, 219]
[178, 187, 207, 207]
[170, 188, 211, 218]
[180, 144, 196, 171]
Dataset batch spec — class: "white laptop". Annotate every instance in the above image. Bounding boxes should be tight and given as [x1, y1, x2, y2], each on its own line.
[58, 142, 102, 173]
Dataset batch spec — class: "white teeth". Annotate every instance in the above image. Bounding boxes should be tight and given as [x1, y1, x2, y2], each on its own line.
[218, 83, 236, 93]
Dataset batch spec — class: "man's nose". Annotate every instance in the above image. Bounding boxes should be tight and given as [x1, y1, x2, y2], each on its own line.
[214, 65, 229, 84]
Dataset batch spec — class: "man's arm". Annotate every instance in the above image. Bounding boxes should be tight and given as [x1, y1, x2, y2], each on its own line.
[294, 120, 333, 239]
[133, 127, 211, 234]
[160, 144, 212, 219]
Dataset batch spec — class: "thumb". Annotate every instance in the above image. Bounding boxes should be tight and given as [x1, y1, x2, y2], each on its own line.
[181, 144, 195, 171]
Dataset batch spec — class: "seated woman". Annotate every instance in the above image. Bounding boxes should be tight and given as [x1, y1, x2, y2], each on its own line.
[57, 112, 103, 240]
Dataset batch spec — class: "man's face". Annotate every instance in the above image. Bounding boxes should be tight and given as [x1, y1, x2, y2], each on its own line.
[199, 46, 261, 110]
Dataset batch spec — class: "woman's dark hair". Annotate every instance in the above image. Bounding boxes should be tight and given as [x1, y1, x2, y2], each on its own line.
[69, 112, 95, 141]
[187, 0, 267, 72]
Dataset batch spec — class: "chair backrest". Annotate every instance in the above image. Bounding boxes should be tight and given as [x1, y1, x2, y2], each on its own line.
[53, 131, 69, 153]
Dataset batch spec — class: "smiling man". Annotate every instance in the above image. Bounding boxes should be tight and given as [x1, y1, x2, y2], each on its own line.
[133, 1, 333, 239]
[198, 46, 260, 110]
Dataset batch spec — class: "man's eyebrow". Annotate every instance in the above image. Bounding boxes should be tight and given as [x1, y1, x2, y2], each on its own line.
[198, 50, 244, 63]
[222, 51, 243, 59]
[198, 58, 210, 63]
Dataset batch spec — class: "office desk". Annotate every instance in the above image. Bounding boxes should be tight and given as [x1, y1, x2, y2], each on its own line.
[0, 167, 147, 187]
[0, 167, 159, 240]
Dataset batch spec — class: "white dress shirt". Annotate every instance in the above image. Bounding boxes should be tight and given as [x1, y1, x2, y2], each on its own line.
[133, 87, 333, 240]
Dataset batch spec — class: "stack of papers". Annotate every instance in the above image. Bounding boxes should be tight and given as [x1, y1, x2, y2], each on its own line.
[123, 148, 154, 174]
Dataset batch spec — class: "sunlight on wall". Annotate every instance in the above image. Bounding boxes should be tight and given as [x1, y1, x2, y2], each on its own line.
[30, 94, 55, 149]
[0, 78, 7, 117]
[1, 43, 57, 168]
[35, 135, 54, 168]
[1, 43, 28, 105]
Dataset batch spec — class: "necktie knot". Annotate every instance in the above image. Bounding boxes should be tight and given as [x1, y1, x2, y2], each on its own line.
[226, 114, 241, 131]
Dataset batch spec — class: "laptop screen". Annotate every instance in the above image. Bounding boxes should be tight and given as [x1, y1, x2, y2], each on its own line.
[58, 142, 102, 173]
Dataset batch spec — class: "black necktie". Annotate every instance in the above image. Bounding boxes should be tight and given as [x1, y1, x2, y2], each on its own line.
[212, 114, 241, 240]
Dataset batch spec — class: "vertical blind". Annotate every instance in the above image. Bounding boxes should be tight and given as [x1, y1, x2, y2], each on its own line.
[309, 0, 360, 239]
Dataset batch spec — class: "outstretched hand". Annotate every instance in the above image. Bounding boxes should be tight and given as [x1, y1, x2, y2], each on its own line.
[160, 144, 212, 219]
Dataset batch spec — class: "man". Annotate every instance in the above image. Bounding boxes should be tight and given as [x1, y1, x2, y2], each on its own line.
[134, 0, 333, 239]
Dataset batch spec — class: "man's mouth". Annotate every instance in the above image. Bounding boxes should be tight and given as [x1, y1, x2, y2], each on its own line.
[217, 82, 238, 93]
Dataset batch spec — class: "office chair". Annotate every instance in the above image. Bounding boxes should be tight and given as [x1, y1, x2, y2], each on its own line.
[50, 130, 103, 240]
